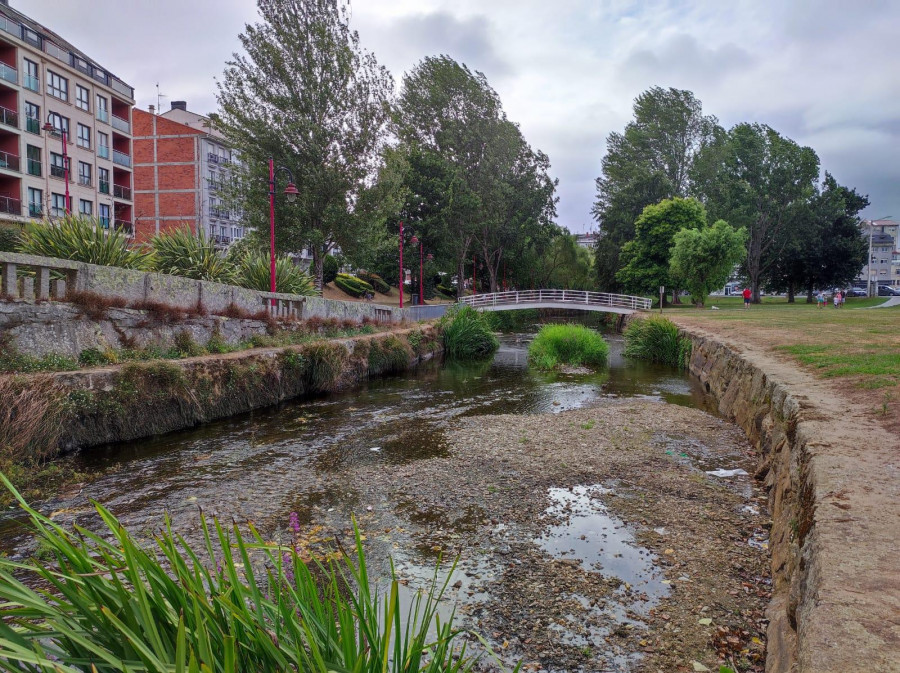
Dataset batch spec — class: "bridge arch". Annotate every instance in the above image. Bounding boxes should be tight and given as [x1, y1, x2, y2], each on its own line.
[457, 289, 652, 315]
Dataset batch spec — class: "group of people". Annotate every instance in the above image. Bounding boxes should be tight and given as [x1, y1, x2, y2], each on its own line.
[816, 290, 845, 309]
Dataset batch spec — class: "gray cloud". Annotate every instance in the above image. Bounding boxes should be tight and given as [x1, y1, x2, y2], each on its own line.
[620, 34, 754, 87]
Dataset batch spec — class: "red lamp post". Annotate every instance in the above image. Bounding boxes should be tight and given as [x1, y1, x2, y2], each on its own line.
[43, 119, 69, 214]
[410, 235, 424, 305]
[398, 220, 404, 309]
[268, 158, 299, 303]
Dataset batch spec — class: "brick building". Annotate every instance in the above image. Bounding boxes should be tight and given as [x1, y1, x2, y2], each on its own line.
[133, 101, 246, 246]
[0, 0, 135, 231]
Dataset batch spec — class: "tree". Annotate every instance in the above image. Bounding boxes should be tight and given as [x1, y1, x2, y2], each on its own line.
[616, 197, 707, 298]
[693, 123, 820, 302]
[535, 234, 594, 290]
[670, 220, 747, 306]
[214, 0, 394, 289]
[592, 88, 720, 291]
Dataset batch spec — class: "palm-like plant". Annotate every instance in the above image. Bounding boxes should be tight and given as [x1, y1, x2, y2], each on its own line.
[150, 226, 237, 283]
[17, 215, 150, 269]
[237, 250, 318, 296]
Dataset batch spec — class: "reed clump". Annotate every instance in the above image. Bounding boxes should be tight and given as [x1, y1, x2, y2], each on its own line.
[527, 323, 609, 370]
[438, 305, 499, 360]
[623, 316, 692, 369]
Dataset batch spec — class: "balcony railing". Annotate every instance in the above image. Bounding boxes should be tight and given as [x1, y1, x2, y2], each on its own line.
[207, 153, 219, 163]
[113, 184, 131, 200]
[78, 175, 91, 187]
[0, 195, 21, 215]
[111, 114, 130, 133]
[214, 235, 232, 245]
[26, 117, 40, 134]
[210, 208, 231, 220]
[0, 150, 20, 172]
[97, 108, 109, 124]
[99, 217, 110, 229]
[99, 180, 110, 194]
[111, 78, 133, 99]
[23, 74, 39, 92]
[112, 150, 131, 167]
[0, 105, 18, 128]
[207, 180, 222, 191]
[98, 145, 110, 159]
[26, 158, 40, 176]
[0, 62, 17, 85]
[50, 164, 68, 180]
[114, 219, 134, 236]
[0, 15, 19, 39]
[28, 203, 42, 218]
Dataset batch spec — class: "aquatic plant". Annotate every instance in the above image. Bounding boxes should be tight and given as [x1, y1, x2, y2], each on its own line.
[368, 334, 413, 375]
[18, 215, 150, 269]
[623, 316, 692, 369]
[527, 323, 609, 370]
[438, 305, 499, 360]
[0, 475, 494, 673]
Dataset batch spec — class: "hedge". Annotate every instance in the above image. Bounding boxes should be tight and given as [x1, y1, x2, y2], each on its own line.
[357, 271, 390, 294]
[335, 273, 375, 298]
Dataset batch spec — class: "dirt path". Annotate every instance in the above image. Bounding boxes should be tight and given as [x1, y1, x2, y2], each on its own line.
[668, 315, 900, 672]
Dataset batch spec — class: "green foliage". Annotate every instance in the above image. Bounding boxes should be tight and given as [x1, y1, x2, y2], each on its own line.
[535, 235, 594, 290]
[484, 309, 540, 332]
[237, 250, 317, 295]
[305, 342, 349, 392]
[0, 475, 489, 673]
[357, 270, 390, 294]
[150, 226, 237, 283]
[623, 317, 692, 369]
[670, 220, 747, 306]
[18, 215, 150, 269]
[368, 335, 412, 375]
[617, 197, 707, 296]
[438, 305, 499, 360]
[0, 225, 22, 253]
[0, 336, 78, 373]
[323, 254, 339, 284]
[527, 324, 609, 370]
[334, 273, 374, 298]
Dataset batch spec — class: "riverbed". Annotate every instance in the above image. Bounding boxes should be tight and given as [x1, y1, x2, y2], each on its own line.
[1, 333, 770, 672]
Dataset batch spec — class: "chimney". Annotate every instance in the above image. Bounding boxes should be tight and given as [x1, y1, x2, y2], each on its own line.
[148, 104, 155, 114]
[171, 101, 187, 111]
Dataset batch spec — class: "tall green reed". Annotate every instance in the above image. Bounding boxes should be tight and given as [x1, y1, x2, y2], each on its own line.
[622, 316, 692, 369]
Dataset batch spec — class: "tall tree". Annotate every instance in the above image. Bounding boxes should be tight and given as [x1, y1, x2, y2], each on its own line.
[592, 88, 720, 291]
[693, 123, 820, 302]
[214, 0, 393, 289]
[670, 219, 747, 306]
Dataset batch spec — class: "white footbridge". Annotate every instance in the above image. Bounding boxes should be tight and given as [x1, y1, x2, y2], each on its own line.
[457, 289, 652, 315]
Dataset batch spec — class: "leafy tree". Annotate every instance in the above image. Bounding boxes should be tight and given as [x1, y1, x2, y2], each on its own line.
[214, 0, 394, 289]
[592, 88, 719, 291]
[693, 123, 819, 302]
[670, 220, 747, 306]
[533, 234, 594, 290]
[616, 197, 707, 298]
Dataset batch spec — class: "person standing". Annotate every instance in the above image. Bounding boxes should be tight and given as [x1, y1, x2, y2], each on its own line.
[816, 291, 825, 309]
[742, 287, 752, 309]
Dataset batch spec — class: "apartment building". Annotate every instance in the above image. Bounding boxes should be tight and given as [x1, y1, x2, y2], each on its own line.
[0, 1, 134, 232]
[858, 219, 899, 288]
[133, 101, 246, 247]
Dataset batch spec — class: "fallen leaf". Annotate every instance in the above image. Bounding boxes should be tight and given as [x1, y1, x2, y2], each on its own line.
[692, 662, 710, 672]
[698, 618, 712, 625]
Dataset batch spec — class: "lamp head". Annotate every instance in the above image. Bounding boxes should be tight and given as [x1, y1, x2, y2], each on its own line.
[283, 183, 299, 203]
[426, 253, 434, 261]
[42, 122, 54, 133]
[410, 235, 419, 246]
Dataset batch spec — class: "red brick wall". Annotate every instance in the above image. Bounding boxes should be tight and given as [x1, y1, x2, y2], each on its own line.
[158, 165, 196, 191]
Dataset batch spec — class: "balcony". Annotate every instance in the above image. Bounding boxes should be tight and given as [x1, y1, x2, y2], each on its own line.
[114, 219, 133, 236]
[98, 145, 110, 159]
[210, 207, 231, 220]
[207, 153, 219, 163]
[50, 164, 68, 180]
[25, 117, 40, 134]
[113, 184, 131, 200]
[26, 158, 40, 176]
[28, 203, 42, 218]
[111, 114, 130, 133]
[0, 150, 20, 172]
[78, 174, 91, 187]
[99, 216, 110, 229]
[23, 74, 39, 92]
[0, 105, 17, 129]
[0, 62, 17, 85]
[206, 179, 222, 191]
[99, 180, 110, 194]
[112, 150, 131, 168]
[214, 235, 232, 245]
[0, 15, 19, 39]
[97, 108, 109, 124]
[0, 195, 20, 215]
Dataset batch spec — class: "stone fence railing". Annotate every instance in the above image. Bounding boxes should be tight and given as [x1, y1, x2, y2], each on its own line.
[0, 252, 413, 324]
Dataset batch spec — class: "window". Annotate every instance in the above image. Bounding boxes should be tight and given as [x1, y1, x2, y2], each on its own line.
[99, 166, 110, 194]
[98, 131, 109, 159]
[48, 112, 69, 135]
[76, 85, 90, 111]
[96, 95, 108, 123]
[27, 188, 43, 217]
[26, 145, 41, 177]
[47, 71, 68, 100]
[50, 152, 66, 179]
[76, 124, 91, 149]
[99, 203, 110, 228]
[25, 102, 40, 134]
[78, 161, 91, 186]
[51, 193, 66, 217]
[24, 59, 39, 92]
[22, 28, 40, 48]
[80, 199, 93, 216]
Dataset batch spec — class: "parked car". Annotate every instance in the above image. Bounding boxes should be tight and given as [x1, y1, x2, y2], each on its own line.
[847, 287, 867, 297]
[877, 285, 900, 296]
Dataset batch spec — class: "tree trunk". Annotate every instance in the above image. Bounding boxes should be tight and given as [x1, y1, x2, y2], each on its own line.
[806, 284, 814, 303]
[787, 283, 795, 303]
[312, 247, 324, 292]
[671, 289, 681, 305]
[456, 257, 466, 300]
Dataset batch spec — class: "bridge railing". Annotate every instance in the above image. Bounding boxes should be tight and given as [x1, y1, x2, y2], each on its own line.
[458, 289, 652, 311]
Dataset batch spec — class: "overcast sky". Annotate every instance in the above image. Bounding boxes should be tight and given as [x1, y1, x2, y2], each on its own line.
[21, 0, 900, 231]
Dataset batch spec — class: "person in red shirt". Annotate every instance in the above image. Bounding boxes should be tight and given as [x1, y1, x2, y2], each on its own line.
[742, 287, 752, 309]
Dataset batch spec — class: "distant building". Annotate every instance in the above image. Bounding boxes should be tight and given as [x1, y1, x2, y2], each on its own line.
[0, 0, 135, 232]
[575, 232, 599, 249]
[858, 219, 899, 288]
[132, 101, 246, 247]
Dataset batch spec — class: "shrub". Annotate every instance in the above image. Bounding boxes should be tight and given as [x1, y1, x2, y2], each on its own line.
[305, 341, 348, 392]
[0, 476, 486, 673]
[323, 254, 339, 284]
[65, 289, 128, 320]
[368, 335, 413, 375]
[0, 225, 22, 253]
[438, 305, 499, 360]
[150, 225, 237, 283]
[237, 250, 318, 296]
[334, 273, 374, 298]
[357, 270, 390, 294]
[18, 215, 150, 269]
[0, 375, 65, 468]
[623, 316, 692, 368]
[436, 284, 456, 299]
[527, 323, 609, 370]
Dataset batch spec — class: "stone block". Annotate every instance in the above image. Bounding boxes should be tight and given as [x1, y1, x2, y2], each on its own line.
[36, 266, 50, 300]
[1, 262, 16, 297]
[51, 279, 66, 299]
[19, 276, 34, 300]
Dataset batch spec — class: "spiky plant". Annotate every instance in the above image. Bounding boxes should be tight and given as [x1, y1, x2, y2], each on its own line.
[237, 250, 317, 296]
[150, 226, 237, 283]
[17, 215, 150, 269]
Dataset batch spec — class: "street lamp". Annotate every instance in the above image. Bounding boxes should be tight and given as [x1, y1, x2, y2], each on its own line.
[867, 214, 892, 297]
[410, 235, 426, 305]
[42, 117, 69, 215]
[267, 158, 299, 299]
[398, 220, 404, 309]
